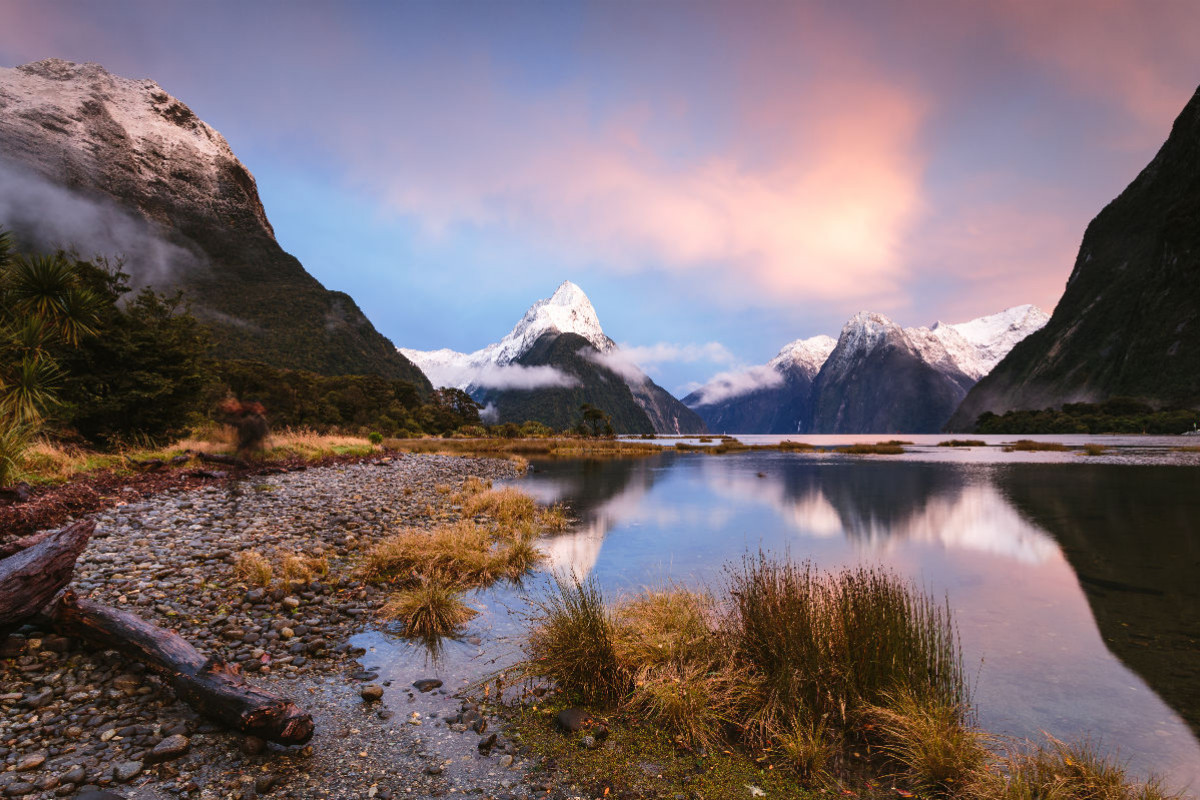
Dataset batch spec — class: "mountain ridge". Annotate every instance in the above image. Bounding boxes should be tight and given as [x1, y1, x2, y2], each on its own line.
[0, 58, 429, 386]
[948, 84, 1200, 429]
[687, 305, 1047, 433]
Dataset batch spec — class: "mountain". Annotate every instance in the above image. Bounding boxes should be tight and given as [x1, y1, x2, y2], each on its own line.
[0, 58, 428, 387]
[402, 281, 706, 434]
[948, 85, 1200, 430]
[687, 305, 1048, 433]
[682, 336, 835, 433]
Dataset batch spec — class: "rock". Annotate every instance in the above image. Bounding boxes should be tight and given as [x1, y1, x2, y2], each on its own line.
[499, 754, 513, 768]
[412, 678, 442, 693]
[144, 734, 189, 764]
[282, 596, 300, 610]
[112, 761, 142, 782]
[477, 733, 497, 754]
[556, 708, 593, 733]
[360, 684, 384, 702]
[60, 766, 86, 784]
[240, 736, 267, 756]
[76, 790, 125, 799]
[580, 735, 596, 749]
[15, 754, 45, 771]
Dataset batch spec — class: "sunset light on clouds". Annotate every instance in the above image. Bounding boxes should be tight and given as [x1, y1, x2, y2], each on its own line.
[2, 0, 1199, 391]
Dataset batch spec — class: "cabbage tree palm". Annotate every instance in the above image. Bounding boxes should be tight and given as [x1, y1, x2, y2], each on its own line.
[0, 228, 103, 484]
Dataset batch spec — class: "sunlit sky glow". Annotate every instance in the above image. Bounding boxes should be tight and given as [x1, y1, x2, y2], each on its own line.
[3, 0, 1199, 393]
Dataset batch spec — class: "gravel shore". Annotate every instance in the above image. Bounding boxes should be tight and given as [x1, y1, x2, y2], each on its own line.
[0, 454, 575, 800]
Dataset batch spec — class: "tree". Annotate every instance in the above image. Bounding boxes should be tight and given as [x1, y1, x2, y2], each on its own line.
[579, 403, 614, 437]
[0, 229, 103, 484]
[55, 260, 214, 448]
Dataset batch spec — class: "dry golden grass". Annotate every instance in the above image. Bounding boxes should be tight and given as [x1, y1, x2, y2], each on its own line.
[234, 550, 273, 587]
[280, 553, 329, 588]
[361, 519, 546, 589]
[835, 441, 908, 455]
[380, 577, 478, 638]
[384, 436, 664, 461]
[868, 691, 990, 797]
[1081, 443, 1110, 456]
[612, 588, 717, 668]
[1002, 439, 1069, 452]
[939, 440, 987, 447]
[975, 737, 1181, 800]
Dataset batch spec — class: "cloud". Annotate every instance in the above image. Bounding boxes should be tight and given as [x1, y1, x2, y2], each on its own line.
[684, 364, 785, 407]
[419, 360, 579, 392]
[585, 341, 735, 386]
[0, 158, 207, 289]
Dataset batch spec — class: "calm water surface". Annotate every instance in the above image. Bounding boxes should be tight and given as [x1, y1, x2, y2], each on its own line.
[360, 444, 1200, 793]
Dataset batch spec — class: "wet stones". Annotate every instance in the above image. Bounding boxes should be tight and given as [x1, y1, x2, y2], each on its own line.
[360, 684, 384, 702]
[144, 734, 190, 764]
[412, 678, 442, 693]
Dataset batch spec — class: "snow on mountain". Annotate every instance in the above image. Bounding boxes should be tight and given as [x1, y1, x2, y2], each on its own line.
[687, 305, 1046, 411]
[768, 335, 838, 378]
[929, 305, 1050, 379]
[401, 281, 615, 390]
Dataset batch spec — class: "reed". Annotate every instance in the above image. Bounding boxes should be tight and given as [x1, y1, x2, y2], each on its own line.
[867, 690, 988, 796]
[519, 574, 630, 707]
[938, 439, 986, 447]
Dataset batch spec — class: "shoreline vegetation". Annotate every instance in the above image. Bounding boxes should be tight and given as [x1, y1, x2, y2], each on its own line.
[494, 563, 1181, 800]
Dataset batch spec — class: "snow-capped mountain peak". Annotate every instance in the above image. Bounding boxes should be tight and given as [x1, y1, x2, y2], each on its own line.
[768, 334, 837, 378]
[922, 304, 1050, 380]
[401, 281, 614, 390]
[494, 280, 612, 364]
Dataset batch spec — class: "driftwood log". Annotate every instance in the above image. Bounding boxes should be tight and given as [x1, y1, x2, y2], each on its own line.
[49, 591, 314, 745]
[0, 519, 94, 629]
[196, 451, 247, 468]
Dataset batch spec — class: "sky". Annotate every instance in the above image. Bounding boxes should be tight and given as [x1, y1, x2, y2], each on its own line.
[2, 0, 1199, 395]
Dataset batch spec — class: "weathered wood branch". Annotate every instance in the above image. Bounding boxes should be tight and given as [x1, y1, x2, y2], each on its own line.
[196, 451, 247, 468]
[49, 591, 314, 745]
[0, 520, 94, 629]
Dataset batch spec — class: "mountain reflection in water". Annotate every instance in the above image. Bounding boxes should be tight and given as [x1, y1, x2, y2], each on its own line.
[515, 453, 1200, 790]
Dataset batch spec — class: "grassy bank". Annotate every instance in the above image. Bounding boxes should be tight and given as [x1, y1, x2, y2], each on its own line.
[11, 428, 379, 486]
[499, 560, 1180, 799]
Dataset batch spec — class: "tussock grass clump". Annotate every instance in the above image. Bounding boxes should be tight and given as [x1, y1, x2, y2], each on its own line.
[724, 559, 964, 743]
[1002, 439, 1069, 452]
[1081, 443, 1110, 456]
[509, 563, 1179, 798]
[280, 553, 329, 588]
[234, 550, 273, 587]
[835, 441, 908, 455]
[521, 574, 630, 707]
[1173, 444, 1200, 452]
[462, 486, 538, 525]
[380, 577, 478, 638]
[362, 520, 504, 587]
[977, 738, 1180, 800]
[939, 439, 986, 447]
[867, 690, 988, 796]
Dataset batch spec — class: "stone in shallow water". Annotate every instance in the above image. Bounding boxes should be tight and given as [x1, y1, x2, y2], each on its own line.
[412, 678, 442, 693]
[361, 684, 384, 702]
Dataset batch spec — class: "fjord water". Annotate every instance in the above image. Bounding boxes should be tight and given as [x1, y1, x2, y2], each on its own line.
[519, 447, 1200, 791]
[359, 442, 1200, 792]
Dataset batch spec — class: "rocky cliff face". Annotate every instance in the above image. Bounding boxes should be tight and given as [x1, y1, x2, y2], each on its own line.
[948, 85, 1200, 430]
[687, 307, 1046, 434]
[0, 58, 428, 385]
